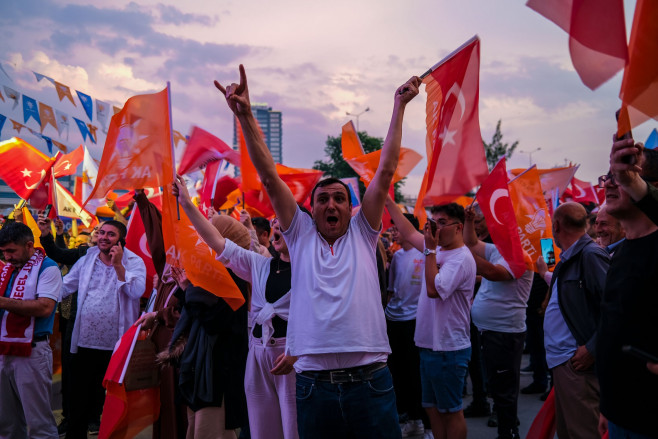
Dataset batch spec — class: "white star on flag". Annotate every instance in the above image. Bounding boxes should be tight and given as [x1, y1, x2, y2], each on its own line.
[188, 225, 214, 255]
[21, 168, 32, 178]
[439, 125, 457, 147]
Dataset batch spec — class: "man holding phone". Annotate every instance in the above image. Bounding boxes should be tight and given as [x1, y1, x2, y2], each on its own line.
[537, 202, 609, 439]
[60, 220, 146, 439]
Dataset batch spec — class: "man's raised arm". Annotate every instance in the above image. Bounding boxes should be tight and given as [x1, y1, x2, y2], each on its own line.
[215, 65, 297, 230]
[361, 76, 421, 230]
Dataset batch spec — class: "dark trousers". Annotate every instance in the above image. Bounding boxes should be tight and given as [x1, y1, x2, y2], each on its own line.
[386, 319, 426, 422]
[481, 330, 525, 437]
[65, 347, 112, 439]
[468, 320, 487, 403]
[525, 312, 548, 387]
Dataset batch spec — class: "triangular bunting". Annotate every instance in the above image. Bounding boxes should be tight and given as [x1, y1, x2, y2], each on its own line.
[55, 110, 70, 138]
[54, 81, 76, 106]
[0, 114, 6, 136]
[22, 95, 41, 126]
[3, 86, 20, 110]
[73, 117, 92, 143]
[38, 102, 58, 133]
[76, 90, 93, 121]
[33, 72, 53, 83]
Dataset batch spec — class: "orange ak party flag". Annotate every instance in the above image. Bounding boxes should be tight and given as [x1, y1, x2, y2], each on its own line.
[508, 166, 559, 270]
[85, 87, 174, 203]
[421, 36, 489, 206]
[161, 186, 245, 310]
[617, 0, 658, 135]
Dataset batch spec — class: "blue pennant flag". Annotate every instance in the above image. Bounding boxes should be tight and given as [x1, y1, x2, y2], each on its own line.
[646, 128, 658, 150]
[41, 135, 54, 154]
[33, 71, 52, 83]
[73, 117, 91, 142]
[0, 114, 6, 136]
[76, 90, 93, 121]
[22, 95, 41, 126]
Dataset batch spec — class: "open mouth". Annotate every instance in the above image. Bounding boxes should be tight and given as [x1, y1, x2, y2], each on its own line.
[273, 232, 282, 242]
[327, 216, 338, 226]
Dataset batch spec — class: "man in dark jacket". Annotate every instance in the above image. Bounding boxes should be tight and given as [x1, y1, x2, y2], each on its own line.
[537, 202, 609, 439]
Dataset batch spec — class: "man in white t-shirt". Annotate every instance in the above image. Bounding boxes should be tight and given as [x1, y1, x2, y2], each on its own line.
[464, 208, 533, 439]
[387, 199, 476, 439]
[215, 65, 420, 439]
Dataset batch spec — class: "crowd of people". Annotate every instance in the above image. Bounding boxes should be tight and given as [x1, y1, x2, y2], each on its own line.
[0, 65, 656, 439]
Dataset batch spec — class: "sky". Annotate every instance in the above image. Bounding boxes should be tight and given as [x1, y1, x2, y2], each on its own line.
[0, 0, 653, 198]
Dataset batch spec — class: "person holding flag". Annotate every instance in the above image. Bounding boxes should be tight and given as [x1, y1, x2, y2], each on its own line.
[215, 65, 420, 439]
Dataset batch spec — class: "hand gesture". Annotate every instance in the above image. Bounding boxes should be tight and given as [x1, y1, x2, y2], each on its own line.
[12, 208, 23, 223]
[172, 175, 192, 207]
[214, 65, 252, 116]
[135, 311, 157, 330]
[610, 134, 644, 187]
[37, 213, 51, 237]
[423, 221, 438, 251]
[395, 76, 421, 106]
[536, 255, 548, 277]
[207, 206, 217, 220]
[54, 217, 64, 235]
[239, 210, 254, 229]
[109, 243, 124, 267]
[171, 265, 190, 290]
[270, 353, 297, 375]
[464, 206, 476, 223]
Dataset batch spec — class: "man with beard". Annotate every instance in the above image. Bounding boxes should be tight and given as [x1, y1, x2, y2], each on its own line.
[61, 220, 146, 439]
[215, 65, 420, 439]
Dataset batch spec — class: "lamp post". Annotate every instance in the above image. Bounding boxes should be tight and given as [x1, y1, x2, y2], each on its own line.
[519, 147, 541, 166]
[346, 107, 370, 132]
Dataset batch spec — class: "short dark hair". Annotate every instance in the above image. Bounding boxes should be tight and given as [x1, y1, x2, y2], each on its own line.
[101, 220, 127, 240]
[391, 213, 420, 231]
[251, 217, 271, 235]
[430, 203, 466, 224]
[642, 148, 658, 183]
[0, 222, 34, 247]
[310, 178, 352, 207]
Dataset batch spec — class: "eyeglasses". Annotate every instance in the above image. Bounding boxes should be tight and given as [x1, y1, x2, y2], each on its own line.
[598, 173, 616, 189]
[435, 221, 460, 228]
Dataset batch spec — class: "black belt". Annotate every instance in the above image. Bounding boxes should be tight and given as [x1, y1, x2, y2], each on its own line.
[31, 334, 49, 347]
[300, 362, 387, 384]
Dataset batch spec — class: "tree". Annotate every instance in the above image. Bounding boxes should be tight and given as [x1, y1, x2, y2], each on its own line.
[483, 120, 518, 170]
[313, 131, 406, 202]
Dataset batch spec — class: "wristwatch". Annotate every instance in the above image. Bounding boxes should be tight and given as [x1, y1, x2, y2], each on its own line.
[423, 248, 436, 256]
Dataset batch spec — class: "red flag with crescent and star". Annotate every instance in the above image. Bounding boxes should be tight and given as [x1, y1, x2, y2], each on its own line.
[53, 145, 84, 178]
[476, 159, 526, 278]
[125, 207, 156, 298]
[0, 137, 56, 201]
[569, 177, 599, 204]
[422, 36, 489, 205]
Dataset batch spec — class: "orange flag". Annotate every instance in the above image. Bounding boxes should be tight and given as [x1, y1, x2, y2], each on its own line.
[85, 87, 173, 203]
[508, 166, 560, 270]
[38, 102, 58, 133]
[340, 121, 422, 187]
[21, 207, 42, 249]
[161, 186, 245, 310]
[617, 0, 658, 135]
[53, 81, 76, 106]
[235, 117, 261, 192]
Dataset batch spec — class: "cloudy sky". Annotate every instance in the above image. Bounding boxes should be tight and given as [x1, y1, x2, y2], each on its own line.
[0, 0, 651, 197]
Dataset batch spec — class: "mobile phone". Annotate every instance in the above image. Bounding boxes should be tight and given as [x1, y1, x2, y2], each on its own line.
[43, 204, 53, 217]
[615, 109, 636, 165]
[540, 238, 556, 267]
[428, 219, 437, 235]
[119, 238, 126, 248]
[622, 345, 658, 363]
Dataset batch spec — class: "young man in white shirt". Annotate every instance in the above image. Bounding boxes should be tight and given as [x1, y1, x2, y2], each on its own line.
[215, 65, 420, 439]
[386, 199, 476, 439]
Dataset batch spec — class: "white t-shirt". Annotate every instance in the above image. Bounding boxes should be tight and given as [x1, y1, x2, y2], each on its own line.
[470, 243, 533, 333]
[385, 247, 424, 321]
[414, 245, 476, 351]
[282, 206, 390, 367]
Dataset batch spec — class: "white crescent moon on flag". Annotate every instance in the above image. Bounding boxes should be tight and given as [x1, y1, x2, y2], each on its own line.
[139, 234, 152, 259]
[575, 184, 586, 198]
[24, 170, 46, 190]
[490, 188, 509, 225]
[287, 180, 305, 200]
[445, 83, 466, 121]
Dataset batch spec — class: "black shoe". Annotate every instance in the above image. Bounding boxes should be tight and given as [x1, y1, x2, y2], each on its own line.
[521, 382, 547, 394]
[88, 421, 100, 435]
[57, 418, 68, 436]
[487, 410, 498, 427]
[520, 364, 533, 374]
[463, 400, 491, 418]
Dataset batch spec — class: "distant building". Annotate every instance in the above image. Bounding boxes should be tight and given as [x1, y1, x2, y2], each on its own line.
[233, 103, 282, 168]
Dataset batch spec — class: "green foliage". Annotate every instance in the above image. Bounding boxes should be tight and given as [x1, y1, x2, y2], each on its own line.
[483, 120, 518, 170]
[313, 131, 406, 202]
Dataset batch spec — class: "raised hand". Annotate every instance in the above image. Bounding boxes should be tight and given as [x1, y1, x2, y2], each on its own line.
[37, 213, 51, 237]
[172, 175, 192, 207]
[214, 64, 252, 116]
[239, 209, 254, 229]
[395, 76, 421, 105]
[610, 134, 644, 187]
[54, 217, 65, 235]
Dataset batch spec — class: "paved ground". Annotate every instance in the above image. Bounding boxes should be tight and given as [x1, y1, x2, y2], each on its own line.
[51, 355, 549, 439]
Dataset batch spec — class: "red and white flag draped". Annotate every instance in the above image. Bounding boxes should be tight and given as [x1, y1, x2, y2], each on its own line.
[177, 125, 240, 175]
[125, 208, 157, 298]
[476, 159, 527, 279]
[569, 177, 599, 204]
[526, 0, 628, 90]
[421, 36, 489, 206]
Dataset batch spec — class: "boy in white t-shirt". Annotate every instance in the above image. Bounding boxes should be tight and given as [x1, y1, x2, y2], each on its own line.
[386, 199, 476, 439]
[215, 65, 421, 439]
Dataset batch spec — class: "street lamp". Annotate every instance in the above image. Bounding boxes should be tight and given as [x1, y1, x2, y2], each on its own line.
[519, 147, 541, 166]
[346, 107, 370, 132]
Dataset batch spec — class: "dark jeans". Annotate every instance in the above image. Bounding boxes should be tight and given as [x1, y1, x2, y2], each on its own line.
[525, 312, 548, 387]
[296, 365, 401, 439]
[65, 347, 112, 439]
[468, 320, 487, 402]
[386, 319, 427, 422]
[481, 330, 525, 437]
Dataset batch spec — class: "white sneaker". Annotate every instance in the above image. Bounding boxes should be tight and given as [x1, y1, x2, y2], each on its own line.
[423, 429, 434, 439]
[401, 419, 424, 437]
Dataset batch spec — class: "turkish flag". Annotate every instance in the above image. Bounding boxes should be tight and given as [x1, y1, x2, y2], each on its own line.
[527, 0, 628, 90]
[199, 160, 239, 213]
[525, 388, 557, 439]
[476, 159, 526, 278]
[0, 137, 55, 200]
[125, 208, 157, 298]
[570, 177, 599, 204]
[235, 117, 262, 192]
[277, 164, 323, 203]
[422, 36, 489, 205]
[86, 87, 174, 203]
[177, 126, 240, 175]
[161, 186, 245, 310]
[53, 145, 84, 178]
[617, 0, 658, 135]
[114, 189, 162, 212]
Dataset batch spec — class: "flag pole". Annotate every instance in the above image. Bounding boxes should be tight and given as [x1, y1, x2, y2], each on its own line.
[419, 35, 479, 79]
[167, 81, 180, 220]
